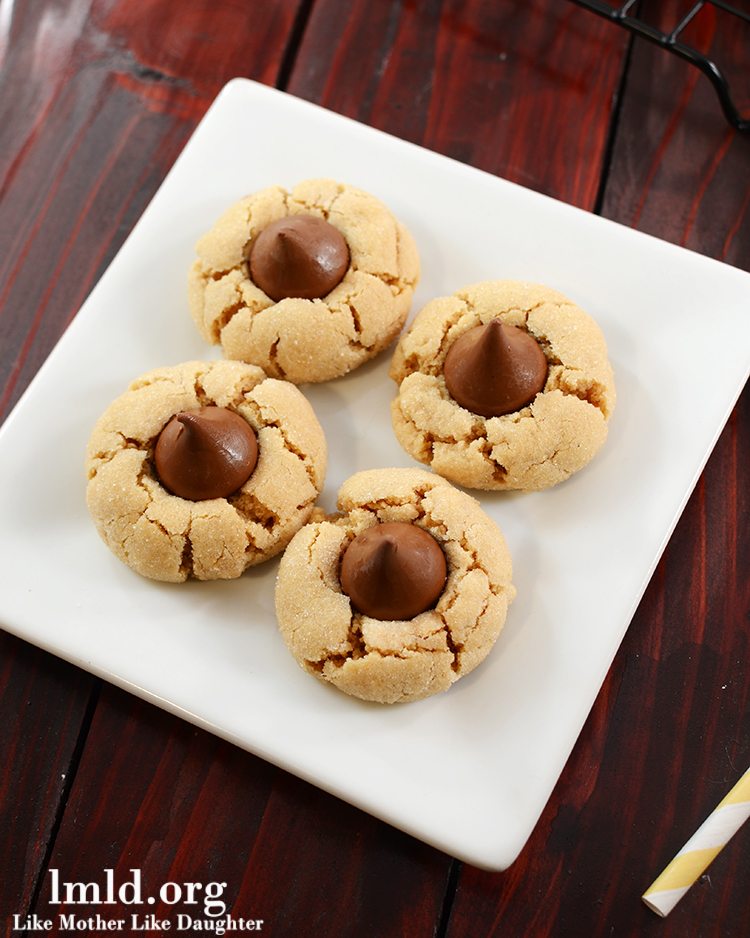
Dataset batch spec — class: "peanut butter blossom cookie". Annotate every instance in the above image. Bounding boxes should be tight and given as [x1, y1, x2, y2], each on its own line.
[390, 281, 616, 491]
[189, 179, 420, 384]
[275, 468, 515, 704]
[86, 360, 326, 582]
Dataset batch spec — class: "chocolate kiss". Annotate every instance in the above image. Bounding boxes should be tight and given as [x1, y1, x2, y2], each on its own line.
[443, 319, 548, 417]
[339, 522, 447, 621]
[154, 406, 258, 502]
[249, 215, 350, 302]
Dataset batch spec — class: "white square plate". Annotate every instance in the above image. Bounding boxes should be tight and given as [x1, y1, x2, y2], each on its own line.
[1, 80, 748, 870]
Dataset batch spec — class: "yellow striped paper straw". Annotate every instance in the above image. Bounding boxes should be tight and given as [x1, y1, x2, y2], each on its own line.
[642, 766, 750, 917]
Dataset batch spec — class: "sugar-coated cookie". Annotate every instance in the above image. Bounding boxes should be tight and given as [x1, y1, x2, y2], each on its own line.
[275, 468, 515, 704]
[189, 179, 420, 384]
[86, 360, 326, 582]
[390, 281, 615, 490]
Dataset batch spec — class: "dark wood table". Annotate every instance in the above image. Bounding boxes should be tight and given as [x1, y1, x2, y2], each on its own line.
[2, 2, 748, 936]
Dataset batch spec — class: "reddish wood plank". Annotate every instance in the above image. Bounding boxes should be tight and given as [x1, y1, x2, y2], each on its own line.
[0, 0, 303, 422]
[29, 687, 451, 937]
[446, 2, 750, 935]
[290, 0, 630, 206]
[0, 633, 93, 926]
[28, 689, 278, 931]
[600, 0, 750, 264]
[230, 772, 451, 937]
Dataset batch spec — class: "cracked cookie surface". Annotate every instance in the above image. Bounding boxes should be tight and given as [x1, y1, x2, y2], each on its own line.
[189, 178, 420, 384]
[275, 468, 515, 704]
[86, 360, 326, 582]
[390, 281, 616, 491]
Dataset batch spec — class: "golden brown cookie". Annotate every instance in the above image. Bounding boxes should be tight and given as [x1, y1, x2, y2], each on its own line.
[390, 281, 616, 490]
[275, 468, 515, 704]
[86, 360, 326, 582]
[189, 179, 420, 384]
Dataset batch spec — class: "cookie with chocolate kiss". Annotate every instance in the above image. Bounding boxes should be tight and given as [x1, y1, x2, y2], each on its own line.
[275, 468, 515, 704]
[390, 281, 616, 491]
[86, 360, 327, 582]
[189, 179, 419, 384]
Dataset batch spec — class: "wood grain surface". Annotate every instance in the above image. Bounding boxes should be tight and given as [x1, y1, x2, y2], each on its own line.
[1, 1, 748, 936]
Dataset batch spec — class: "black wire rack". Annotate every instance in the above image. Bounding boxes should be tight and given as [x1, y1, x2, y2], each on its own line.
[568, 0, 750, 131]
